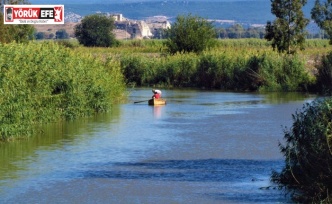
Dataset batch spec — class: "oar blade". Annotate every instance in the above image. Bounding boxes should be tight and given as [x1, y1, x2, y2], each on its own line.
[134, 100, 149, 104]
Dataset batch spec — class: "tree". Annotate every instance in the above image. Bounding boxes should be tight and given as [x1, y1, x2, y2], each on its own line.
[245, 27, 261, 38]
[0, 0, 35, 43]
[74, 14, 118, 47]
[311, 0, 332, 44]
[48, 33, 54, 39]
[164, 14, 216, 54]
[265, 0, 309, 54]
[55, 29, 69, 39]
[216, 27, 227, 39]
[35, 32, 46, 40]
[227, 24, 245, 38]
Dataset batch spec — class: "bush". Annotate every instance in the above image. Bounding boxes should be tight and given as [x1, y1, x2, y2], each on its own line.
[55, 29, 69, 39]
[0, 41, 125, 141]
[271, 97, 332, 202]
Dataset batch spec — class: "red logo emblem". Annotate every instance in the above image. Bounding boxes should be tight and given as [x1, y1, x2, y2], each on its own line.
[54, 6, 63, 22]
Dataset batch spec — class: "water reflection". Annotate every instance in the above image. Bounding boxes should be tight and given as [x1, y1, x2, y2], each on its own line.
[83, 159, 280, 182]
[263, 92, 315, 104]
[0, 106, 121, 191]
[0, 89, 315, 204]
[153, 105, 163, 119]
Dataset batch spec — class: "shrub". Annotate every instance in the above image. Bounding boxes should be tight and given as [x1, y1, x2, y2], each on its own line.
[271, 97, 332, 202]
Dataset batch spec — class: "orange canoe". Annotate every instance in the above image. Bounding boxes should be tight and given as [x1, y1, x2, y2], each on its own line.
[148, 98, 166, 106]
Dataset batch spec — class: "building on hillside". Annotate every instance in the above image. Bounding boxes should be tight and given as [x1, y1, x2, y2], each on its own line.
[111, 13, 123, 21]
[146, 19, 171, 39]
[113, 14, 170, 39]
[114, 20, 153, 39]
[64, 12, 171, 39]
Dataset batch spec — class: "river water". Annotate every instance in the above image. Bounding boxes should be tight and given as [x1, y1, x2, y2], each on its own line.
[0, 88, 315, 204]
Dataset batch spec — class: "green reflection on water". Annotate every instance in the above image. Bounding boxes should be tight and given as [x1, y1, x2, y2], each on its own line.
[0, 105, 121, 183]
[263, 92, 316, 104]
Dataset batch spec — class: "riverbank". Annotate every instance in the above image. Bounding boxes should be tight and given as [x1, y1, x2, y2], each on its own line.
[0, 41, 126, 141]
[77, 38, 329, 92]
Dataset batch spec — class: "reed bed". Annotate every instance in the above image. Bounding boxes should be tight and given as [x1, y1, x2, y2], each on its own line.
[0, 41, 126, 141]
[76, 39, 329, 92]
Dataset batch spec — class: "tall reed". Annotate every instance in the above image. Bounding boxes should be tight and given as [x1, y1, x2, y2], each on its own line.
[0, 41, 125, 141]
[120, 48, 314, 91]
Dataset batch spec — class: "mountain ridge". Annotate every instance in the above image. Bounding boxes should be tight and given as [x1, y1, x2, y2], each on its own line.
[30, 0, 316, 28]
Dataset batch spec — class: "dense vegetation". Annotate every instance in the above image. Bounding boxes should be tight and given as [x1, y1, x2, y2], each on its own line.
[58, 38, 331, 94]
[81, 38, 326, 93]
[272, 96, 332, 202]
[0, 0, 35, 43]
[0, 15, 35, 43]
[0, 41, 125, 141]
[315, 52, 332, 95]
[120, 49, 314, 91]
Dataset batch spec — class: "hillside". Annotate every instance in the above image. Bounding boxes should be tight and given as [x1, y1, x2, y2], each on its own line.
[33, 0, 319, 38]
[29, 0, 315, 26]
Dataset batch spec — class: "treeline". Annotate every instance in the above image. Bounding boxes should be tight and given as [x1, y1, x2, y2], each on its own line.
[32, 23, 327, 41]
[216, 24, 265, 39]
[35, 29, 70, 40]
[0, 41, 125, 141]
[215, 24, 329, 39]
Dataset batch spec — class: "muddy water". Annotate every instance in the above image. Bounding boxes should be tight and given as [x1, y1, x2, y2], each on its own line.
[0, 88, 315, 203]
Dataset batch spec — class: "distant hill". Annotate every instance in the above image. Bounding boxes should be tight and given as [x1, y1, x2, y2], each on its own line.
[29, 0, 316, 27]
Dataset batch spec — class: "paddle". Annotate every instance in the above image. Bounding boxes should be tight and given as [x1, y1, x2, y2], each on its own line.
[134, 100, 149, 104]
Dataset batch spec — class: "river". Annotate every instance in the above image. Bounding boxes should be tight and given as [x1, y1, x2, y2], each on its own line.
[0, 88, 315, 204]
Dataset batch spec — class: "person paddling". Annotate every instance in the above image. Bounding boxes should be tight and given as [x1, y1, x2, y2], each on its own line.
[152, 89, 161, 99]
